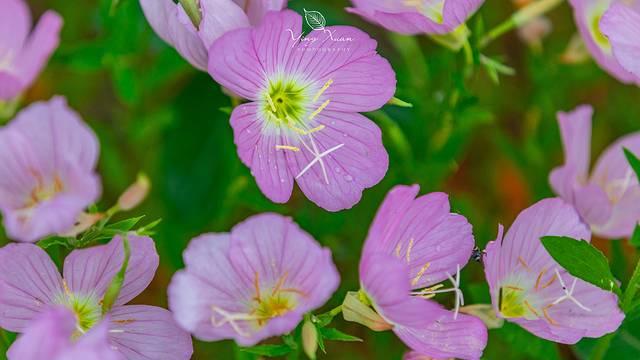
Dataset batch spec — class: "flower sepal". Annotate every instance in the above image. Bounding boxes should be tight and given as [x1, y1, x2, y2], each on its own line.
[341, 290, 392, 331]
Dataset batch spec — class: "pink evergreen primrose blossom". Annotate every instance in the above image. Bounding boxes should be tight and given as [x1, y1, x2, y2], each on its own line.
[483, 198, 624, 344]
[0, 97, 101, 242]
[358, 185, 487, 359]
[7, 307, 123, 360]
[600, 1, 640, 79]
[139, 0, 287, 71]
[0, 235, 193, 360]
[568, 0, 640, 85]
[168, 213, 340, 346]
[208, 10, 395, 211]
[0, 0, 62, 100]
[346, 0, 484, 35]
[549, 105, 640, 239]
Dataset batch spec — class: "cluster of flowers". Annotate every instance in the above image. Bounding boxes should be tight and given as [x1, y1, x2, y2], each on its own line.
[0, 0, 639, 359]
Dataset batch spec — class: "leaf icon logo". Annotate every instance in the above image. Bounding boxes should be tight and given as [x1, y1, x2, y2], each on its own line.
[303, 8, 326, 30]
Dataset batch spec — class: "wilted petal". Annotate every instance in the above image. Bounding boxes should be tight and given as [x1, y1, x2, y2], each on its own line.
[0, 243, 63, 331]
[109, 305, 193, 360]
[63, 235, 159, 306]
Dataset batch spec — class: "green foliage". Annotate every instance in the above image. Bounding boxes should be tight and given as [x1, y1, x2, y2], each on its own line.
[624, 148, 640, 182]
[541, 236, 620, 295]
[101, 236, 130, 314]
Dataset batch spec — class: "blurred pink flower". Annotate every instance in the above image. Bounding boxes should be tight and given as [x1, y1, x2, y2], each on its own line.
[0, 235, 193, 360]
[356, 185, 487, 359]
[139, 0, 287, 71]
[168, 213, 340, 346]
[0, 0, 62, 100]
[484, 198, 624, 343]
[347, 0, 484, 35]
[0, 97, 101, 242]
[569, 0, 640, 85]
[8, 307, 123, 360]
[208, 10, 395, 211]
[550, 105, 640, 239]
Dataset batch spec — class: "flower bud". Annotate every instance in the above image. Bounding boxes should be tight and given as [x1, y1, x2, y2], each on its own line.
[302, 320, 318, 360]
[341, 291, 392, 331]
[117, 174, 151, 211]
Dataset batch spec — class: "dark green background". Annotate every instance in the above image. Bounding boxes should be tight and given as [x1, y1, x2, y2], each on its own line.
[1, 0, 639, 358]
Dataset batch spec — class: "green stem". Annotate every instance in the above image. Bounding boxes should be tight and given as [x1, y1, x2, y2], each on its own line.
[179, 0, 202, 27]
[590, 333, 615, 360]
[326, 304, 342, 318]
[479, 0, 564, 48]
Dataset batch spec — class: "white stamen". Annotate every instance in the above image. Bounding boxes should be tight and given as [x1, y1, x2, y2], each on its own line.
[411, 264, 465, 320]
[211, 306, 261, 337]
[109, 329, 125, 333]
[551, 269, 591, 312]
[295, 142, 344, 183]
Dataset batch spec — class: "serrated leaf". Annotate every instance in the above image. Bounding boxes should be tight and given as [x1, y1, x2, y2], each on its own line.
[240, 344, 293, 357]
[541, 236, 620, 295]
[303, 8, 326, 30]
[624, 147, 640, 182]
[319, 328, 362, 342]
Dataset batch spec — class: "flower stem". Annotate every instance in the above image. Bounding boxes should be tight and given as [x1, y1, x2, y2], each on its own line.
[179, 0, 202, 28]
[622, 255, 640, 312]
[479, 0, 564, 49]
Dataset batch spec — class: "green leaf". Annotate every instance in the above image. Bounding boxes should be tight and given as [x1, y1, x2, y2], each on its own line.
[631, 224, 640, 248]
[319, 328, 362, 342]
[624, 148, 640, 181]
[101, 237, 130, 314]
[106, 216, 145, 232]
[541, 236, 620, 295]
[240, 344, 293, 357]
[37, 236, 72, 250]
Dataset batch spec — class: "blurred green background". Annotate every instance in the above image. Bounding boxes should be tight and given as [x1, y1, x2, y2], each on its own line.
[2, 0, 640, 358]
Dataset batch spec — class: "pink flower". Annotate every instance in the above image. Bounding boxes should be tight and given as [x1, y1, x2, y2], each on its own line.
[483, 198, 624, 343]
[0, 0, 62, 100]
[355, 185, 487, 359]
[347, 0, 484, 35]
[7, 307, 123, 360]
[0, 97, 101, 242]
[569, 0, 640, 85]
[139, 0, 287, 71]
[168, 213, 340, 346]
[550, 105, 640, 239]
[208, 10, 395, 211]
[0, 235, 193, 360]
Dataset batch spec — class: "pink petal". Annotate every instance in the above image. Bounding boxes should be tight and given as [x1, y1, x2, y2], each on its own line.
[0, 0, 31, 54]
[0, 243, 62, 331]
[394, 307, 487, 360]
[63, 235, 159, 306]
[600, 2, 640, 80]
[7, 307, 75, 360]
[363, 185, 474, 289]
[0, 72, 23, 100]
[108, 305, 193, 360]
[14, 10, 62, 87]
[287, 111, 388, 211]
[549, 105, 592, 201]
[242, 0, 287, 25]
[228, 213, 340, 311]
[573, 183, 612, 227]
[197, 0, 249, 49]
[139, 0, 208, 70]
[230, 103, 295, 203]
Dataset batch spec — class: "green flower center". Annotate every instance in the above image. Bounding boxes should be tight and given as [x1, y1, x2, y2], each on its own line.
[588, 6, 611, 51]
[252, 294, 296, 327]
[262, 79, 308, 128]
[55, 283, 102, 336]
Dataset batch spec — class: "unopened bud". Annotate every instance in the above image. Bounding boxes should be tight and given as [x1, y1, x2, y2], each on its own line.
[342, 291, 392, 331]
[118, 174, 151, 211]
[302, 320, 318, 359]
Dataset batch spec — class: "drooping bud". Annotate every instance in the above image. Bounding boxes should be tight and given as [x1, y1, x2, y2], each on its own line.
[60, 212, 104, 237]
[117, 173, 151, 211]
[342, 291, 392, 331]
[301, 320, 318, 360]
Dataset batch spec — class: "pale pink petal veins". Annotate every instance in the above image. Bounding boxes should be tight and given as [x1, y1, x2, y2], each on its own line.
[198, 0, 250, 49]
[108, 305, 193, 360]
[63, 235, 159, 306]
[600, 2, 640, 80]
[0, 243, 63, 332]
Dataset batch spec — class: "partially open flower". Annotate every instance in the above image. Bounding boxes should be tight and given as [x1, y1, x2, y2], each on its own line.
[0, 97, 101, 242]
[568, 0, 640, 85]
[0, 235, 193, 359]
[483, 198, 624, 343]
[549, 105, 640, 239]
[0, 0, 62, 100]
[168, 213, 340, 346]
[348, 185, 487, 359]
